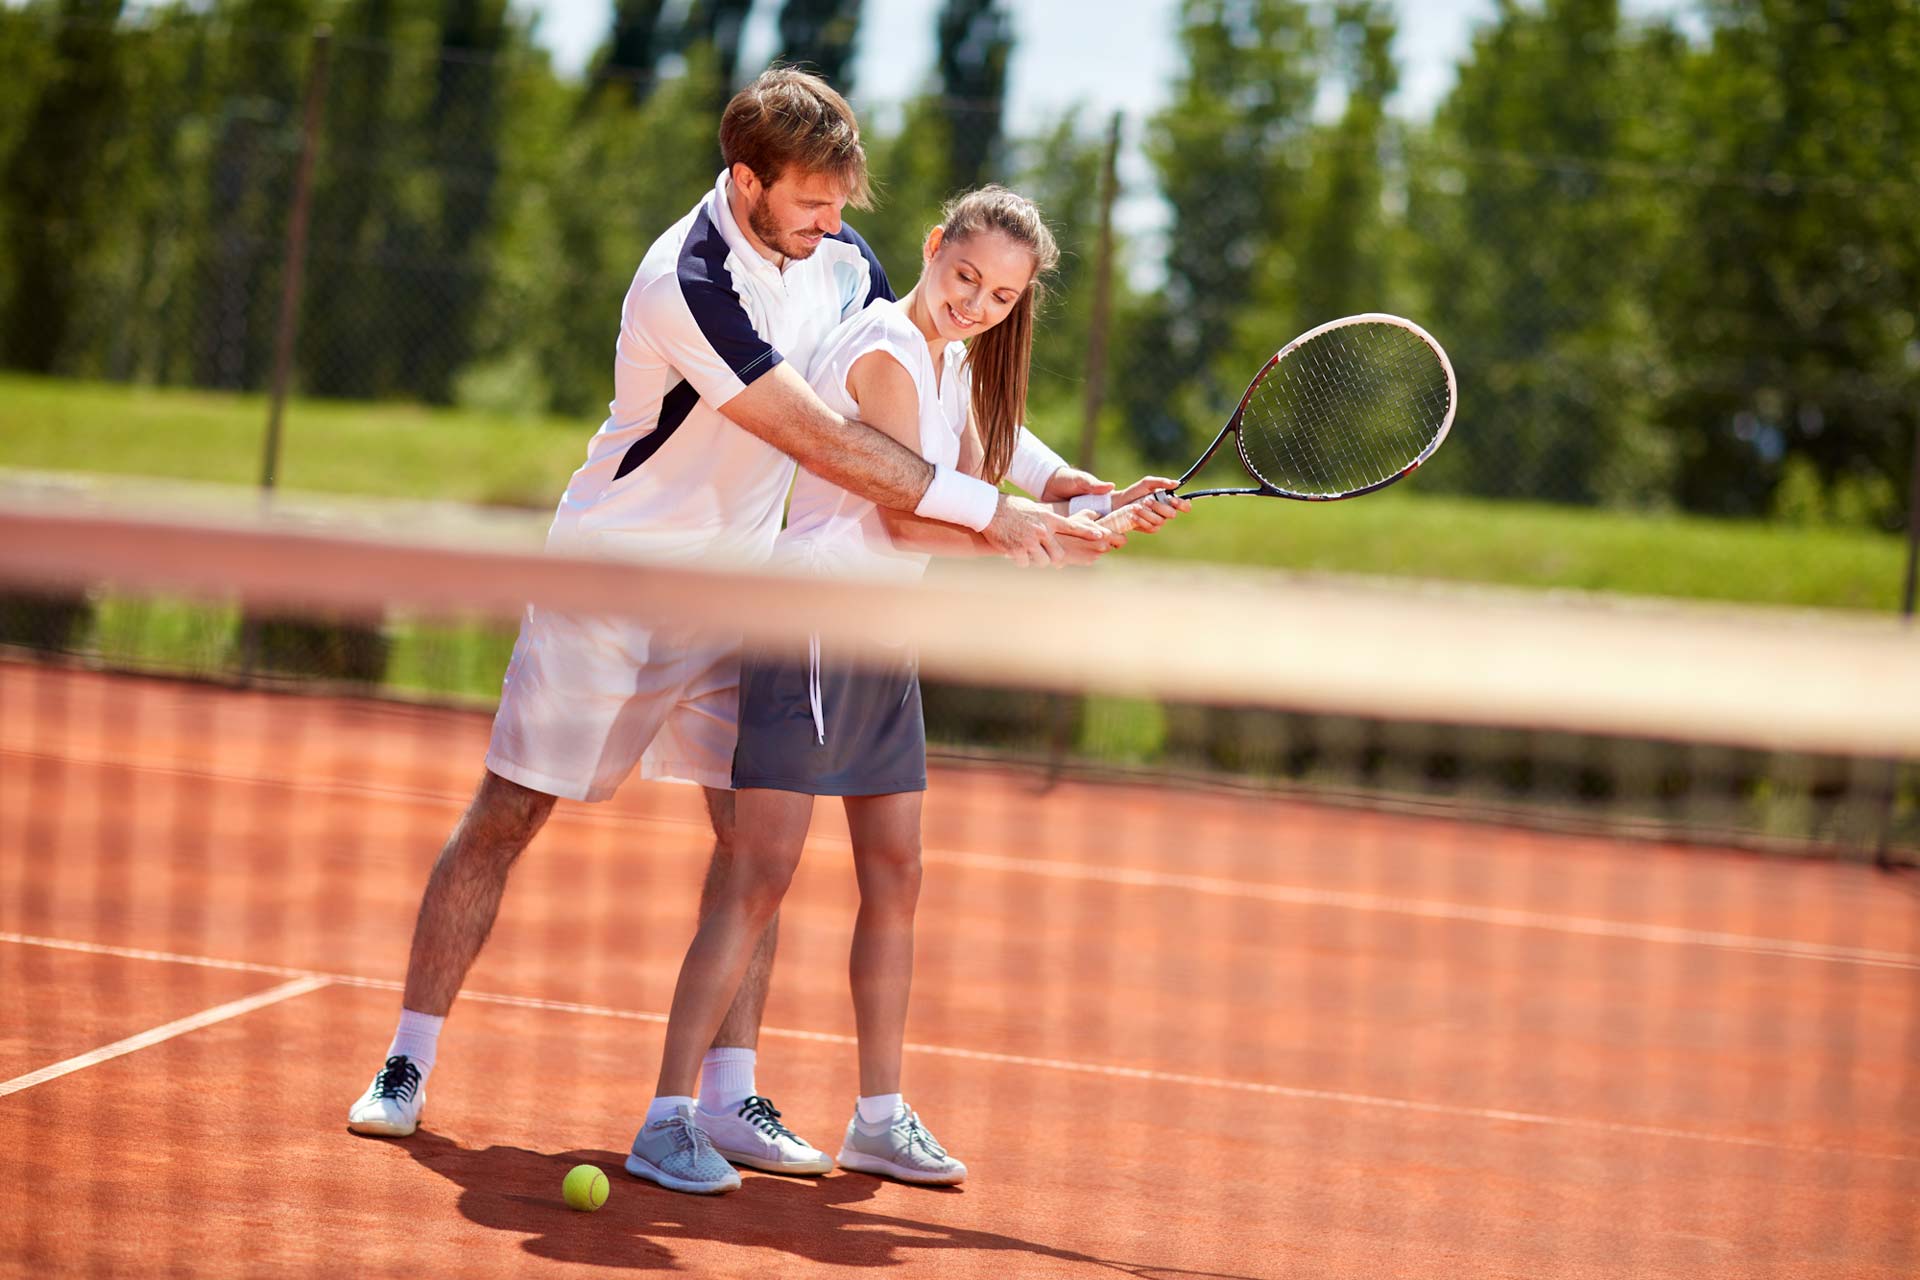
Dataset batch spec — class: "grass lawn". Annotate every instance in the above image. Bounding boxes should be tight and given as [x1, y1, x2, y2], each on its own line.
[3, 371, 1910, 612]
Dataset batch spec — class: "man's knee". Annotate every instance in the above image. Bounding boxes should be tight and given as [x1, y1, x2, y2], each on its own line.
[461, 771, 556, 857]
[702, 786, 737, 856]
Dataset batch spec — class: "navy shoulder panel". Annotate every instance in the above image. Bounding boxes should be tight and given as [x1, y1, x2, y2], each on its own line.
[677, 207, 781, 383]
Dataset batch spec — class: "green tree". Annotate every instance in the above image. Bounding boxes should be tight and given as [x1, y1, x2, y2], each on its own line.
[89, 5, 224, 385]
[302, 0, 424, 399]
[1290, 1, 1398, 331]
[1409, 0, 1685, 504]
[776, 0, 861, 89]
[1654, 0, 1919, 524]
[677, 0, 754, 91]
[471, 54, 723, 421]
[589, 0, 667, 107]
[0, 0, 129, 373]
[411, 0, 513, 401]
[193, 0, 317, 390]
[858, 95, 954, 293]
[936, 0, 1011, 190]
[1121, 0, 1320, 463]
[1008, 111, 1112, 417]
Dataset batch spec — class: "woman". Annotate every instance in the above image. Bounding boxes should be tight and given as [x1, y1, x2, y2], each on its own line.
[626, 187, 1183, 1194]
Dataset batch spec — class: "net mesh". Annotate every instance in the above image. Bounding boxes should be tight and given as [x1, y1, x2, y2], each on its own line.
[2, 479, 1917, 1278]
[1237, 319, 1455, 498]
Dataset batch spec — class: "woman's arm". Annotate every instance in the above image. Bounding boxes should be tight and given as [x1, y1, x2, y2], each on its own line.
[876, 406, 1001, 557]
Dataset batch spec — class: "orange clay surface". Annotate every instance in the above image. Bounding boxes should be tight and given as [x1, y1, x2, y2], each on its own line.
[1, 660, 1915, 1278]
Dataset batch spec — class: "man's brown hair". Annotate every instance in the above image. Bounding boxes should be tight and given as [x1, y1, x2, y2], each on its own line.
[719, 67, 873, 209]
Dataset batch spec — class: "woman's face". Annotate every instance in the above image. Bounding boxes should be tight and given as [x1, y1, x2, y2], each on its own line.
[921, 226, 1035, 343]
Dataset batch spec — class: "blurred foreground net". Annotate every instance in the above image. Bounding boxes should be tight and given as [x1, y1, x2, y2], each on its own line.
[1, 476, 1916, 1277]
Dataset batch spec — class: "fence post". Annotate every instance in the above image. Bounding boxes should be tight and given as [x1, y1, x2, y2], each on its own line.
[1878, 416, 1920, 870]
[259, 25, 331, 492]
[1076, 111, 1124, 472]
[1045, 113, 1127, 786]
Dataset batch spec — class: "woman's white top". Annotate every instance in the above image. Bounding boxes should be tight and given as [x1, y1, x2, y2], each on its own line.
[778, 299, 969, 582]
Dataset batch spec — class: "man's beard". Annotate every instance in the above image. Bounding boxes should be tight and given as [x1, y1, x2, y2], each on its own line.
[747, 199, 818, 261]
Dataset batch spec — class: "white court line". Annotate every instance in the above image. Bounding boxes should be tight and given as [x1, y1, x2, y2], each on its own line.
[1, 931, 1911, 1165]
[921, 850, 1920, 972]
[0, 974, 330, 1098]
[6, 742, 1916, 972]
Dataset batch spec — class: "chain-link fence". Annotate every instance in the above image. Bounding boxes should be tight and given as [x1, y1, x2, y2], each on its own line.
[5, 10, 1915, 529]
[2, 8, 1918, 859]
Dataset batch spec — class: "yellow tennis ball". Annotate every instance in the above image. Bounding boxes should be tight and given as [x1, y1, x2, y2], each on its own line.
[562, 1163, 609, 1212]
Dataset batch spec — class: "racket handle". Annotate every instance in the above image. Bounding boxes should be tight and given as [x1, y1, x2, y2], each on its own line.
[1068, 493, 1113, 517]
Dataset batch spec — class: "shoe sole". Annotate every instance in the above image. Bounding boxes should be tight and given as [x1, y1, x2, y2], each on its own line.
[346, 1115, 418, 1138]
[623, 1152, 740, 1195]
[834, 1148, 966, 1186]
[713, 1147, 834, 1176]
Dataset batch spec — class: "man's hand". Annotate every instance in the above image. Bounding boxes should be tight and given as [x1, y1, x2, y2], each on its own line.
[981, 496, 1118, 568]
[1038, 465, 1114, 505]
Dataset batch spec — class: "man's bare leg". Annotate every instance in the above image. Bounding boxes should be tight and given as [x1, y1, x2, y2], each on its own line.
[349, 770, 554, 1136]
[401, 771, 557, 1015]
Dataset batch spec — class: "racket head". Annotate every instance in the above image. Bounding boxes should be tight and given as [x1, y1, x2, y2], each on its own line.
[1227, 313, 1456, 501]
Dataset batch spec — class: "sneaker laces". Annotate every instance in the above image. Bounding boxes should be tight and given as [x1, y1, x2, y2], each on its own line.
[659, 1113, 719, 1162]
[370, 1055, 421, 1103]
[897, 1110, 947, 1160]
[737, 1095, 800, 1142]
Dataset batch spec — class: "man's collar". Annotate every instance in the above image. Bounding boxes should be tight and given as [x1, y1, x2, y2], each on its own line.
[711, 170, 784, 276]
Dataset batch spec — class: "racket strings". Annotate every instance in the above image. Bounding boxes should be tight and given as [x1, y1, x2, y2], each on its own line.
[1236, 323, 1452, 497]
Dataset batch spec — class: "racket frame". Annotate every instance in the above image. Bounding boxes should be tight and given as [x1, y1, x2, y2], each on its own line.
[1170, 312, 1457, 502]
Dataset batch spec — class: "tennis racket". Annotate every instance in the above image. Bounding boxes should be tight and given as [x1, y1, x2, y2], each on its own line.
[1153, 313, 1456, 503]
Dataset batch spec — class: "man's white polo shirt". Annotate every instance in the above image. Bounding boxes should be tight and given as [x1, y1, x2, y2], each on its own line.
[547, 171, 894, 565]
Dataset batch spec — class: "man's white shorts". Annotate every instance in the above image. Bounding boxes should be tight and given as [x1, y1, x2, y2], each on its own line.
[485, 605, 739, 802]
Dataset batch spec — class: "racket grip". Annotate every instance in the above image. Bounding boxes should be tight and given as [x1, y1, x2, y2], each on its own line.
[1067, 493, 1113, 517]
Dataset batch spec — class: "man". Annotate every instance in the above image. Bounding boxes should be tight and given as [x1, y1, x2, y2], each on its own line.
[346, 68, 1137, 1173]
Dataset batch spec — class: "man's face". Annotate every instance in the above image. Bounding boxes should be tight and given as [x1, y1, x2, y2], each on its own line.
[738, 165, 850, 262]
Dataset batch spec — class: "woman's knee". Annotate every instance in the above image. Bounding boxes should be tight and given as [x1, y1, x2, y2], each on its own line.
[725, 849, 802, 920]
[859, 842, 923, 901]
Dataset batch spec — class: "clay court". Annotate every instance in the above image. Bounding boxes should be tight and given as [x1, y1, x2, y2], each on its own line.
[2, 661, 1916, 1278]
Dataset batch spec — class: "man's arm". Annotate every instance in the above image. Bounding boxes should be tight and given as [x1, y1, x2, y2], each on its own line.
[721, 362, 935, 513]
[718, 364, 1116, 563]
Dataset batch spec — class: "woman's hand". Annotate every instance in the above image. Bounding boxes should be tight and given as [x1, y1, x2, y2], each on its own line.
[1107, 479, 1192, 533]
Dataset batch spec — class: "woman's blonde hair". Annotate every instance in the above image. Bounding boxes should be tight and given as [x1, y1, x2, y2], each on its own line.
[938, 186, 1059, 484]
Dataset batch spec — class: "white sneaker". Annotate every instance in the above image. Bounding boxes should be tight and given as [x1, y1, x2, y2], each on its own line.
[698, 1095, 834, 1175]
[834, 1103, 967, 1185]
[346, 1055, 427, 1137]
[624, 1103, 742, 1194]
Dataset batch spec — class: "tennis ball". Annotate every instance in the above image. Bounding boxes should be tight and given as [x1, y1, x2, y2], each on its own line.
[562, 1163, 609, 1212]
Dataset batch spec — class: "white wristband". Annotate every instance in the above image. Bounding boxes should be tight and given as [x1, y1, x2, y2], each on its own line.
[1068, 493, 1113, 517]
[915, 466, 1000, 532]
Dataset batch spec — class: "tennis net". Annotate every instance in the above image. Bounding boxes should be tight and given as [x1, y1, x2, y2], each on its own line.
[2, 474, 1915, 1278]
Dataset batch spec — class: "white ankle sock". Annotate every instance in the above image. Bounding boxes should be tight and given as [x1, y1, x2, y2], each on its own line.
[857, 1093, 903, 1126]
[387, 1009, 444, 1076]
[647, 1095, 696, 1125]
[699, 1048, 757, 1112]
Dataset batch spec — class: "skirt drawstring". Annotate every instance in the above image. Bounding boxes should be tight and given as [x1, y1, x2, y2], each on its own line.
[808, 633, 826, 745]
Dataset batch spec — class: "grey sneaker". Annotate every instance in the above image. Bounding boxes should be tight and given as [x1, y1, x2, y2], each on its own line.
[624, 1103, 742, 1194]
[834, 1103, 967, 1186]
